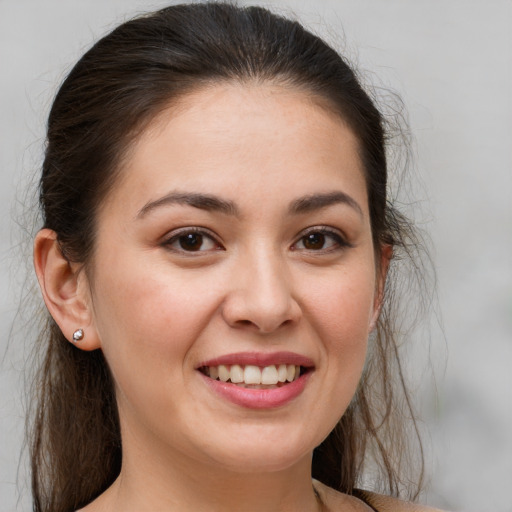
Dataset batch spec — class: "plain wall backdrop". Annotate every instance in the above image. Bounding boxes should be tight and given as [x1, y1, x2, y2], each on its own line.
[1, 1, 511, 511]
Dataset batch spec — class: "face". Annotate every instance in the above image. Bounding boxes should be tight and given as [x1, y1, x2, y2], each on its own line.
[85, 83, 384, 475]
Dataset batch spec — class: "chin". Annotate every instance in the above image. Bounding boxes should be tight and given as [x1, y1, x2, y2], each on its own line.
[212, 448, 310, 475]
[193, 425, 321, 474]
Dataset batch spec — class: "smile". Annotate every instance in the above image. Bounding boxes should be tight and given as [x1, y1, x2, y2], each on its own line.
[197, 353, 314, 409]
[199, 364, 304, 387]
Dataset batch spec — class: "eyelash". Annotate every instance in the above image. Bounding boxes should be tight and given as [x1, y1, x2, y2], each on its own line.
[161, 226, 351, 254]
[291, 226, 352, 253]
[162, 227, 224, 254]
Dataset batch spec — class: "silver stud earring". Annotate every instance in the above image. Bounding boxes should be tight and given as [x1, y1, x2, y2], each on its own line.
[72, 329, 84, 342]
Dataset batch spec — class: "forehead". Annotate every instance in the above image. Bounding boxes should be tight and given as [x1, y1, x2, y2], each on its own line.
[104, 82, 368, 217]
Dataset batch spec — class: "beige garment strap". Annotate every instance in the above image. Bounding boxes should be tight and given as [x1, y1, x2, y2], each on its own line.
[354, 489, 445, 512]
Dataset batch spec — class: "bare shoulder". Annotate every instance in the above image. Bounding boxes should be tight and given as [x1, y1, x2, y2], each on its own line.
[313, 480, 446, 512]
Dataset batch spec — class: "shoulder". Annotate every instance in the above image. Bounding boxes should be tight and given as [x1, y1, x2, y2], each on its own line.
[353, 489, 446, 512]
[313, 480, 446, 512]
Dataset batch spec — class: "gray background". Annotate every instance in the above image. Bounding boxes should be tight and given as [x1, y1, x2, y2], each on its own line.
[1, 1, 511, 511]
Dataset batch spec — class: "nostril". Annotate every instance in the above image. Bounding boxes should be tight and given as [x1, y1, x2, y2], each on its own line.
[237, 320, 254, 327]
[222, 290, 301, 333]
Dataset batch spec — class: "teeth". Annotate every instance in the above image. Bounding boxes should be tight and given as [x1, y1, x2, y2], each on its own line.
[218, 365, 230, 382]
[206, 364, 303, 385]
[244, 365, 261, 384]
[230, 364, 244, 383]
[277, 364, 287, 382]
[261, 365, 279, 385]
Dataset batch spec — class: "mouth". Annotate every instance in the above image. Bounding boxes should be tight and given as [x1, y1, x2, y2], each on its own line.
[197, 353, 314, 408]
[198, 364, 310, 388]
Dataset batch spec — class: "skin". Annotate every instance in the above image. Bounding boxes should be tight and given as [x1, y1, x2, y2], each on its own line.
[35, 83, 390, 512]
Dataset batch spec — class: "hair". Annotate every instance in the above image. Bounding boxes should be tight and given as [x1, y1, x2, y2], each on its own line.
[29, 3, 429, 512]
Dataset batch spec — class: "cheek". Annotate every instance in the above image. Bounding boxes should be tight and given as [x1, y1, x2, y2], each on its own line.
[89, 260, 223, 386]
[316, 286, 372, 383]
[304, 265, 376, 347]
[299, 263, 376, 407]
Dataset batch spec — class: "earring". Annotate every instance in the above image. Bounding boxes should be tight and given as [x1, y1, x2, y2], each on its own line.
[72, 328, 84, 342]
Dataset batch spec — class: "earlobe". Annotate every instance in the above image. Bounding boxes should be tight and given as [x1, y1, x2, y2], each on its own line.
[33, 229, 101, 351]
[368, 244, 393, 333]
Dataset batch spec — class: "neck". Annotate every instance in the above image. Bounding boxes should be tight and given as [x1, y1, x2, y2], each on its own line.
[95, 435, 321, 512]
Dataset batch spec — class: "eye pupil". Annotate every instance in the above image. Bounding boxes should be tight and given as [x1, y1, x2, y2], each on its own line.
[303, 233, 325, 250]
[179, 233, 203, 251]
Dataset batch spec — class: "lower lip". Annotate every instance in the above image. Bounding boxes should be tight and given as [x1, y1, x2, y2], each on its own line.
[200, 372, 311, 409]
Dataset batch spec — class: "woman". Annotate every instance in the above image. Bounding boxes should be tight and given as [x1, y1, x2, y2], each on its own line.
[30, 3, 440, 511]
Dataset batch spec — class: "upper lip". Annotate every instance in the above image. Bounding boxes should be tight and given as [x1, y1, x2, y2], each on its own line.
[196, 351, 315, 369]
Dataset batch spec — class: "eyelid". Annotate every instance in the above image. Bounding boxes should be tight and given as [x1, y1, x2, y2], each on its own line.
[160, 225, 351, 254]
[292, 225, 353, 251]
[161, 226, 224, 253]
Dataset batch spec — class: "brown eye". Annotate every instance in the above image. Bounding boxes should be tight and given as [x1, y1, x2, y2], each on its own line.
[164, 229, 220, 253]
[179, 233, 204, 251]
[293, 228, 348, 252]
[302, 232, 326, 250]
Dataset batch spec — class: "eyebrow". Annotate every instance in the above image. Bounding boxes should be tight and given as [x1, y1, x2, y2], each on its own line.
[137, 191, 239, 218]
[289, 191, 363, 217]
[136, 190, 363, 219]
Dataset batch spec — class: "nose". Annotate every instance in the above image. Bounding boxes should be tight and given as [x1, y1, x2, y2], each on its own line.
[221, 248, 302, 334]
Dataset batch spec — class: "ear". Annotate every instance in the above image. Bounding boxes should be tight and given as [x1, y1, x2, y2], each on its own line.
[33, 229, 101, 351]
[368, 243, 393, 333]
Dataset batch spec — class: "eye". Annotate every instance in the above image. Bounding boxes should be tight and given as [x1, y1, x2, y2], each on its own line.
[163, 228, 222, 253]
[292, 228, 349, 252]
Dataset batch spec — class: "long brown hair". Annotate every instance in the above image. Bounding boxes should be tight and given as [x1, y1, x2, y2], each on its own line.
[29, 3, 429, 511]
